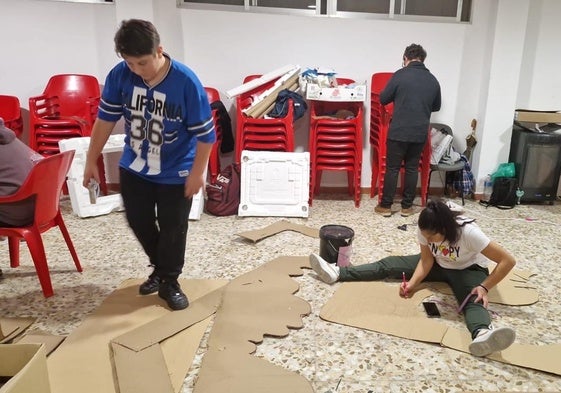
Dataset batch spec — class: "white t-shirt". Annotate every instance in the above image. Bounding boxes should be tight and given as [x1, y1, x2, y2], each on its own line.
[417, 220, 490, 269]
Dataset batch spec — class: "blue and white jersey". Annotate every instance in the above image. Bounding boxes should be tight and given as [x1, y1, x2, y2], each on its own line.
[97, 55, 216, 184]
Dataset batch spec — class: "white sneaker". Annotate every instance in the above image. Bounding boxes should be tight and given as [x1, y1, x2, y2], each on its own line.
[309, 253, 340, 284]
[469, 326, 516, 357]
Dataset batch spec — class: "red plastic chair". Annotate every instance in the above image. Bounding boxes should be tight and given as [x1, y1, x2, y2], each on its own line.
[0, 95, 24, 138]
[234, 74, 295, 163]
[308, 78, 363, 207]
[0, 150, 82, 298]
[370, 72, 394, 197]
[28, 74, 106, 195]
[205, 87, 223, 183]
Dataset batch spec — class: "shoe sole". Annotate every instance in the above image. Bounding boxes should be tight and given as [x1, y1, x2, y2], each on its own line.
[375, 210, 392, 217]
[400, 211, 415, 217]
[158, 292, 189, 310]
[309, 254, 337, 284]
[469, 327, 516, 357]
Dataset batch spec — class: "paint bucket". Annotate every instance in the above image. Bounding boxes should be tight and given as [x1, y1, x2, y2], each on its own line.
[319, 224, 354, 267]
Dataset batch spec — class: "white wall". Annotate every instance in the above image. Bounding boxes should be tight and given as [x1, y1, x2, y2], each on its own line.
[1, 0, 559, 192]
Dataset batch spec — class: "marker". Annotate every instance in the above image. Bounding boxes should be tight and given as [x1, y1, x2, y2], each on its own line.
[402, 272, 408, 297]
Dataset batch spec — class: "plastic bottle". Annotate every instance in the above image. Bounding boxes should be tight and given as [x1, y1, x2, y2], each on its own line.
[483, 175, 493, 201]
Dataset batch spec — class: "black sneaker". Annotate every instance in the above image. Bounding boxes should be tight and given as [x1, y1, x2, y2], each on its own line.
[139, 274, 162, 295]
[158, 280, 189, 310]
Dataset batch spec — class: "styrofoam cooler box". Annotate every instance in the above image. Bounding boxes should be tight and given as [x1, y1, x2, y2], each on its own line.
[238, 150, 310, 217]
[306, 83, 367, 102]
[58, 135, 203, 220]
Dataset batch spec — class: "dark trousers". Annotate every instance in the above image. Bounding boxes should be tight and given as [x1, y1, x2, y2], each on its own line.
[380, 139, 425, 209]
[119, 168, 192, 280]
[339, 254, 491, 338]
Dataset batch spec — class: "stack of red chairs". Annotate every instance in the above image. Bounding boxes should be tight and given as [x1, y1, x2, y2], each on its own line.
[309, 78, 363, 207]
[370, 73, 430, 206]
[0, 95, 24, 139]
[28, 74, 106, 194]
[234, 75, 294, 164]
[29, 74, 100, 155]
[369, 72, 393, 197]
[205, 87, 224, 183]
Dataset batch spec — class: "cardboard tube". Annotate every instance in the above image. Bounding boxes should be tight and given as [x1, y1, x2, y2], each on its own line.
[245, 73, 300, 119]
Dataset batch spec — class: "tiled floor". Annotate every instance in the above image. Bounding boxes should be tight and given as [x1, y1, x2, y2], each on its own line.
[1, 194, 561, 392]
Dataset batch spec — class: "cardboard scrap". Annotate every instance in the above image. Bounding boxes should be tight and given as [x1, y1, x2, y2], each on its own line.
[236, 220, 319, 243]
[0, 344, 51, 393]
[0, 318, 35, 344]
[320, 275, 561, 376]
[14, 330, 65, 356]
[47, 278, 227, 393]
[194, 256, 314, 393]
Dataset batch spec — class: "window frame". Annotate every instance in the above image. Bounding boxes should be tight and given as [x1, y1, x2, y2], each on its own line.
[178, 0, 472, 23]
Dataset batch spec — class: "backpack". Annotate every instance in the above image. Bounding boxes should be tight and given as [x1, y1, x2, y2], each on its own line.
[205, 163, 241, 216]
[479, 177, 518, 209]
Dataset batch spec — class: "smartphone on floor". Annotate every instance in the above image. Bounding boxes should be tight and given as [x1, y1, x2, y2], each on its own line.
[422, 301, 441, 318]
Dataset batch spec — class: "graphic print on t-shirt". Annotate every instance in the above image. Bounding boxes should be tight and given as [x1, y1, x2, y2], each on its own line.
[128, 86, 167, 175]
[430, 242, 460, 261]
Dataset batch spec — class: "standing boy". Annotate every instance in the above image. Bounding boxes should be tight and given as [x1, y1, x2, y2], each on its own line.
[83, 19, 215, 310]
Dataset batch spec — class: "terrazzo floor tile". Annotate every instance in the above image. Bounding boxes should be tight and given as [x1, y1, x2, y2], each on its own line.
[1, 194, 561, 392]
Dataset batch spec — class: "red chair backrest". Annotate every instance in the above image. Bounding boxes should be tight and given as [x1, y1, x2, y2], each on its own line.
[6, 150, 75, 227]
[43, 74, 100, 118]
[0, 95, 23, 137]
[205, 87, 220, 104]
[0, 95, 22, 122]
[371, 72, 393, 94]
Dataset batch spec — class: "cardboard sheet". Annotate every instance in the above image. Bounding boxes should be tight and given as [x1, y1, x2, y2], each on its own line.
[0, 344, 51, 393]
[46, 278, 227, 393]
[236, 220, 319, 243]
[194, 256, 314, 393]
[320, 274, 561, 376]
[14, 330, 65, 356]
[0, 318, 35, 344]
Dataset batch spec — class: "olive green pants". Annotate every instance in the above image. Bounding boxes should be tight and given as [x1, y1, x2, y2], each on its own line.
[339, 253, 491, 338]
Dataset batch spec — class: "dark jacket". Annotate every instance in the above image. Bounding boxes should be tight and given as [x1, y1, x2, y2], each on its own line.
[380, 61, 441, 143]
[0, 118, 43, 226]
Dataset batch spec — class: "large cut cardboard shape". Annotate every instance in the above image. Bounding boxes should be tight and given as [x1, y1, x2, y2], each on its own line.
[194, 256, 314, 393]
[320, 270, 561, 375]
[236, 220, 319, 243]
[46, 278, 227, 393]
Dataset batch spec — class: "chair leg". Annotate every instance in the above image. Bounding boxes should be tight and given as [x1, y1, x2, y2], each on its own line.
[55, 213, 82, 272]
[23, 228, 54, 298]
[8, 237, 20, 268]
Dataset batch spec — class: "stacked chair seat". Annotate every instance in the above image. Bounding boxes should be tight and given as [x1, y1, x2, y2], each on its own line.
[234, 74, 295, 164]
[309, 78, 363, 207]
[370, 72, 430, 207]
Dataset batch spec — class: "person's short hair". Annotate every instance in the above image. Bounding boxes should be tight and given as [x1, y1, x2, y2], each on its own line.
[403, 43, 427, 62]
[114, 19, 160, 57]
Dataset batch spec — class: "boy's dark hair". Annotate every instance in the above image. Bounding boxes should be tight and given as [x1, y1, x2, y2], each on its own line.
[418, 199, 461, 244]
[403, 43, 427, 62]
[114, 19, 160, 57]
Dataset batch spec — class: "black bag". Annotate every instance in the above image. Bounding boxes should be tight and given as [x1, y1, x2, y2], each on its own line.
[268, 89, 308, 121]
[205, 163, 241, 216]
[479, 177, 518, 209]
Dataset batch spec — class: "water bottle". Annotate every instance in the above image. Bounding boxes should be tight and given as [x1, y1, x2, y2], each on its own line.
[483, 175, 493, 202]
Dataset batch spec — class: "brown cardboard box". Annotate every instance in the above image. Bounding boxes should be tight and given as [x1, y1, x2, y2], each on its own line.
[514, 109, 561, 123]
[0, 344, 51, 393]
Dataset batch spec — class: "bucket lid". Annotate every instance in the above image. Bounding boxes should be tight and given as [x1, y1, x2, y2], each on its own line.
[319, 224, 354, 240]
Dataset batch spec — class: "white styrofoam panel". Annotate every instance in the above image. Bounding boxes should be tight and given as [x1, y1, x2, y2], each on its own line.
[58, 135, 203, 220]
[238, 150, 310, 217]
